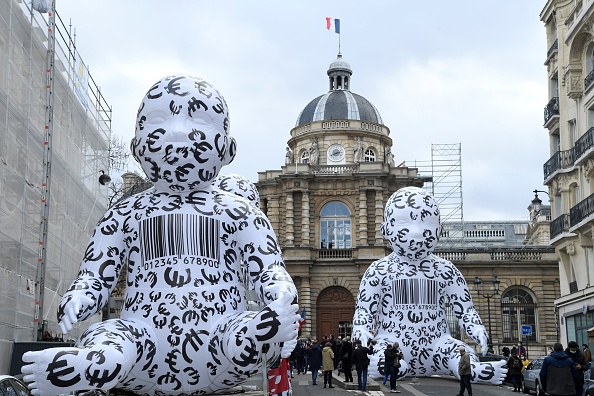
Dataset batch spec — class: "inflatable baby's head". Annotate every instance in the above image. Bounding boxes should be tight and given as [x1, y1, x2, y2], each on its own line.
[131, 74, 236, 193]
[380, 186, 440, 260]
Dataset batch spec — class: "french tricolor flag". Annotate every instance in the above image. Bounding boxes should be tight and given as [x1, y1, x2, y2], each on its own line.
[298, 307, 306, 331]
[326, 18, 340, 34]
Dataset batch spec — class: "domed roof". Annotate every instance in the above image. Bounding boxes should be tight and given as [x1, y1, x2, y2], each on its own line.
[295, 53, 383, 127]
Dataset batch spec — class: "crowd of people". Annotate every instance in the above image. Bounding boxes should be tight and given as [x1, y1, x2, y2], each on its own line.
[288, 335, 402, 392]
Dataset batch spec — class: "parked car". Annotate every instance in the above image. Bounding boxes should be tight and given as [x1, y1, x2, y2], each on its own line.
[0, 374, 33, 396]
[584, 379, 594, 396]
[479, 353, 508, 363]
[522, 356, 546, 396]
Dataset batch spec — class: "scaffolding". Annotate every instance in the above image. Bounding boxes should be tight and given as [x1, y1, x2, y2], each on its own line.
[0, 0, 111, 373]
[414, 143, 463, 222]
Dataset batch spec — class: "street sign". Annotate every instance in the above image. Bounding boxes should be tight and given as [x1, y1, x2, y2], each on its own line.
[521, 325, 532, 336]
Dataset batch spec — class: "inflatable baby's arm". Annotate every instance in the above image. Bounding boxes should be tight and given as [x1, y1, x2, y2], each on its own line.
[352, 263, 381, 346]
[58, 207, 128, 333]
[241, 211, 298, 305]
[444, 261, 489, 354]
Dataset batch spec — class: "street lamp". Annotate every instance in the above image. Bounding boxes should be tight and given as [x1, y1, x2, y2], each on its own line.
[474, 276, 501, 353]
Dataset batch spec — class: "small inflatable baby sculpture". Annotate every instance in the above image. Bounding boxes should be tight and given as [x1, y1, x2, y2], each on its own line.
[21, 74, 300, 396]
[352, 187, 507, 384]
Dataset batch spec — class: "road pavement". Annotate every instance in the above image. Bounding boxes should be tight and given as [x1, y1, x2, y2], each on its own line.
[289, 370, 519, 396]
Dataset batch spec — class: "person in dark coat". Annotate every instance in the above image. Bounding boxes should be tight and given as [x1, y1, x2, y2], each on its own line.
[295, 340, 306, 374]
[307, 341, 323, 385]
[341, 336, 353, 383]
[565, 341, 588, 396]
[353, 339, 374, 391]
[506, 351, 523, 392]
[540, 342, 579, 396]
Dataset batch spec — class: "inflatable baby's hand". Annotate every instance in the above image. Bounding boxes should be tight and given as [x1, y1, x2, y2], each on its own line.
[352, 326, 373, 348]
[471, 327, 489, 355]
[257, 291, 300, 344]
[281, 338, 297, 358]
[58, 294, 95, 333]
[264, 283, 298, 304]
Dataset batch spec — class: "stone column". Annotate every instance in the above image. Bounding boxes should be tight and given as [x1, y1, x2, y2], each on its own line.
[300, 277, 312, 336]
[359, 190, 368, 246]
[375, 190, 384, 245]
[302, 191, 310, 246]
[286, 192, 294, 246]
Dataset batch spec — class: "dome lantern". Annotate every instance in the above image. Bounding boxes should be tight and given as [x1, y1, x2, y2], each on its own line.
[328, 52, 352, 91]
[295, 53, 383, 127]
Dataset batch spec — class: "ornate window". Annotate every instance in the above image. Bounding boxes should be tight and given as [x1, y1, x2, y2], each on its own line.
[320, 201, 351, 249]
[300, 150, 310, 164]
[501, 288, 537, 343]
[364, 148, 375, 162]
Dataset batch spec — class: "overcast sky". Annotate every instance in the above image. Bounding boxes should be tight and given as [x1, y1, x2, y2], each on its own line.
[55, 1, 549, 221]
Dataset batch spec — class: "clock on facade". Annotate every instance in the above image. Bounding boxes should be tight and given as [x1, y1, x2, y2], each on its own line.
[327, 144, 345, 162]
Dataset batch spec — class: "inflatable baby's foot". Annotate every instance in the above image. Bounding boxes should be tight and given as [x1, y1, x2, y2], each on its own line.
[22, 347, 86, 396]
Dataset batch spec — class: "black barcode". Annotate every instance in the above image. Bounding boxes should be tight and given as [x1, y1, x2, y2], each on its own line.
[139, 214, 220, 262]
[393, 278, 438, 305]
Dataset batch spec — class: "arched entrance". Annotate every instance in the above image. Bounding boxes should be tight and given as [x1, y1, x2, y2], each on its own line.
[316, 286, 355, 339]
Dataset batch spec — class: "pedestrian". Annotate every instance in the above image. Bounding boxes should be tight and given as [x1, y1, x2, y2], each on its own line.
[517, 341, 526, 359]
[341, 336, 354, 383]
[457, 347, 472, 396]
[540, 342, 578, 396]
[507, 351, 523, 392]
[502, 345, 510, 358]
[295, 340, 306, 375]
[334, 337, 343, 371]
[565, 341, 588, 396]
[392, 342, 404, 393]
[304, 338, 312, 374]
[322, 342, 335, 388]
[511, 345, 518, 356]
[383, 344, 395, 387]
[308, 340, 323, 386]
[583, 344, 592, 363]
[353, 339, 374, 391]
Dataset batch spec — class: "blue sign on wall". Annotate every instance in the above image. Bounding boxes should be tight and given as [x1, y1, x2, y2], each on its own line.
[521, 325, 532, 336]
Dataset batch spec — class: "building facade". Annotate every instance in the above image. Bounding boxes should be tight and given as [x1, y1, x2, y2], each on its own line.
[540, 0, 594, 348]
[256, 53, 560, 357]
[0, 0, 111, 373]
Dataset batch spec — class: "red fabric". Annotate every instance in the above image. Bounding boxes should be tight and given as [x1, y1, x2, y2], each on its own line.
[326, 17, 332, 30]
[268, 358, 290, 395]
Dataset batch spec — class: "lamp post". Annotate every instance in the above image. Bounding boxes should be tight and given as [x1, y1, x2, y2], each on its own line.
[473, 276, 500, 353]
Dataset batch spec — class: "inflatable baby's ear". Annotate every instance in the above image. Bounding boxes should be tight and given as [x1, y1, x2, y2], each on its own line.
[380, 221, 388, 240]
[223, 137, 237, 166]
[130, 138, 141, 164]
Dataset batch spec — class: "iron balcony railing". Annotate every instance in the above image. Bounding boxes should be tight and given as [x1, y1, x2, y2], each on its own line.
[543, 148, 575, 180]
[544, 97, 559, 125]
[574, 127, 594, 160]
[586, 69, 594, 91]
[570, 191, 594, 226]
[318, 249, 353, 259]
[549, 214, 570, 239]
[547, 39, 558, 60]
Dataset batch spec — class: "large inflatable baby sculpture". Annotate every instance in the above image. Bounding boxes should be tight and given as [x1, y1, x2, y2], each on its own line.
[21, 74, 301, 396]
[352, 187, 507, 384]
